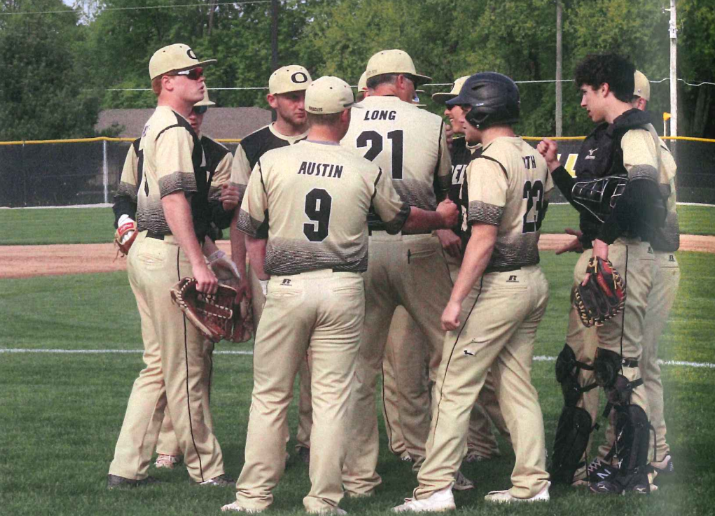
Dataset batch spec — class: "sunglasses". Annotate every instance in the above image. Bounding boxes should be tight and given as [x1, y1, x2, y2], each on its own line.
[193, 105, 209, 115]
[173, 67, 204, 80]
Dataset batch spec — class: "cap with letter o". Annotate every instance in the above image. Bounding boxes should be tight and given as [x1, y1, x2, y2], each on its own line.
[149, 43, 216, 80]
[194, 87, 215, 108]
[358, 71, 368, 93]
[432, 75, 470, 104]
[365, 49, 431, 85]
[633, 70, 650, 101]
[305, 76, 361, 115]
[269, 65, 312, 95]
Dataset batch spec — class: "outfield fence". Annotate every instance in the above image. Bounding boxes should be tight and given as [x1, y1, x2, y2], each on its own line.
[0, 136, 713, 207]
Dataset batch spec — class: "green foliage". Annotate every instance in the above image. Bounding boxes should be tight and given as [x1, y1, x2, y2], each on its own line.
[0, 0, 102, 140]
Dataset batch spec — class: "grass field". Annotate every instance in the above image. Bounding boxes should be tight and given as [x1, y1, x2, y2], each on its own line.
[0, 203, 713, 245]
[2, 251, 715, 515]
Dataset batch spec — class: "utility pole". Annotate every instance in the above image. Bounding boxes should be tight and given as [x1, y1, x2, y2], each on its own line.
[668, 0, 677, 137]
[555, 0, 563, 137]
[270, 0, 279, 121]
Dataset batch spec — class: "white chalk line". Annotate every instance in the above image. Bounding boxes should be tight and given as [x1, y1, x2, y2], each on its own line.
[1, 348, 713, 369]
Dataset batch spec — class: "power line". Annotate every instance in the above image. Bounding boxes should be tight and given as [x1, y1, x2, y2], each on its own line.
[0, 0, 270, 16]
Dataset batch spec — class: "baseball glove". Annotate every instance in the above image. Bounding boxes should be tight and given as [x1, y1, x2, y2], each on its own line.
[114, 219, 137, 256]
[171, 278, 239, 343]
[573, 257, 626, 327]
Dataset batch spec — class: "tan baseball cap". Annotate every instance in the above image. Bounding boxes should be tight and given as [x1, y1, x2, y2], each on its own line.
[194, 87, 215, 107]
[365, 49, 431, 85]
[305, 76, 361, 115]
[634, 70, 650, 101]
[149, 43, 216, 80]
[357, 71, 368, 92]
[432, 75, 470, 104]
[269, 65, 312, 95]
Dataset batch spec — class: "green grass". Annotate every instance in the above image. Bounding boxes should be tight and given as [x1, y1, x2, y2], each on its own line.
[0, 204, 713, 245]
[1, 252, 715, 514]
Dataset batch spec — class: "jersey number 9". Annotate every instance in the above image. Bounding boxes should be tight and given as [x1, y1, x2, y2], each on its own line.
[304, 188, 332, 242]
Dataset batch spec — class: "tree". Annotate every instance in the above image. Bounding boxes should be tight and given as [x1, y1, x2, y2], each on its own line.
[0, 0, 101, 140]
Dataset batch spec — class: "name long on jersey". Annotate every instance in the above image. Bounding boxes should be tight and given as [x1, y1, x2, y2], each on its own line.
[236, 141, 409, 276]
[342, 96, 451, 230]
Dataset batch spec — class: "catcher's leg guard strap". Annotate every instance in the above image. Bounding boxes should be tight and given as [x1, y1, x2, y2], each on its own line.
[549, 406, 594, 484]
[555, 344, 597, 407]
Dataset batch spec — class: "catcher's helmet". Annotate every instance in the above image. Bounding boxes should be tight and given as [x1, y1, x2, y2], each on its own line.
[446, 72, 520, 129]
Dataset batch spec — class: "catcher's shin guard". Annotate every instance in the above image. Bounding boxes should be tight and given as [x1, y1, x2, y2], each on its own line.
[594, 348, 643, 408]
[555, 344, 597, 408]
[549, 406, 593, 484]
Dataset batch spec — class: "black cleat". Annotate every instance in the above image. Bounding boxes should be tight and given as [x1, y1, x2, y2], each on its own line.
[107, 474, 160, 489]
[589, 469, 651, 495]
[199, 474, 236, 487]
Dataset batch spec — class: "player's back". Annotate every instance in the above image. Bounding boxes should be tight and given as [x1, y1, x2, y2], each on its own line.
[253, 141, 404, 275]
[470, 137, 552, 271]
[342, 96, 450, 211]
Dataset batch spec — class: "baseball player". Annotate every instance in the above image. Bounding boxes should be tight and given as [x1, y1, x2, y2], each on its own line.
[228, 65, 314, 463]
[107, 43, 233, 488]
[538, 54, 665, 494]
[340, 49, 455, 496]
[395, 72, 553, 511]
[221, 76, 458, 513]
[592, 70, 680, 478]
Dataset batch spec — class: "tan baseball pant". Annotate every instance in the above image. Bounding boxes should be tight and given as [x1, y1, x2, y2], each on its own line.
[233, 270, 364, 513]
[597, 251, 680, 462]
[415, 265, 550, 500]
[109, 231, 225, 483]
[342, 232, 453, 495]
[248, 262, 313, 453]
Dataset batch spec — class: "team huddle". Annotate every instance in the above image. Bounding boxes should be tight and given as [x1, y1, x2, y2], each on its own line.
[109, 43, 680, 513]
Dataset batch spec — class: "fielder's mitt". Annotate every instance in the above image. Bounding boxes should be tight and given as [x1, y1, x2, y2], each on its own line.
[171, 278, 239, 343]
[573, 257, 626, 328]
[114, 220, 137, 256]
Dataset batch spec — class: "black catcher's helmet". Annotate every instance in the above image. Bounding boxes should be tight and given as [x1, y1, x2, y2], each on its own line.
[446, 72, 520, 129]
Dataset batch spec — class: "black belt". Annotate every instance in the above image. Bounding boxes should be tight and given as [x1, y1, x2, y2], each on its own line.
[368, 228, 431, 236]
[484, 264, 522, 274]
[146, 231, 166, 240]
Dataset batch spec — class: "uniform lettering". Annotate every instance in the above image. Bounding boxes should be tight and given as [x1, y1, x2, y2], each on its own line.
[522, 155, 537, 169]
[297, 161, 343, 179]
[363, 110, 397, 121]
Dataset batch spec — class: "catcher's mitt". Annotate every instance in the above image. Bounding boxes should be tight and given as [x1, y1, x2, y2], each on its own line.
[171, 278, 238, 343]
[573, 257, 626, 328]
[114, 219, 137, 256]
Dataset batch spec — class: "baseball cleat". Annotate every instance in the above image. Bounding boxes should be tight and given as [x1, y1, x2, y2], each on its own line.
[464, 451, 494, 463]
[452, 470, 474, 491]
[650, 454, 674, 475]
[307, 508, 347, 515]
[155, 454, 182, 469]
[107, 474, 160, 489]
[392, 486, 456, 512]
[221, 502, 263, 513]
[589, 471, 652, 495]
[485, 482, 550, 503]
[586, 458, 618, 484]
[400, 452, 413, 463]
[200, 474, 235, 487]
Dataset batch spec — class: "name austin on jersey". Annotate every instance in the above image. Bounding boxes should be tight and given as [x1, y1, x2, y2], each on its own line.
[297, 161, 344, 178]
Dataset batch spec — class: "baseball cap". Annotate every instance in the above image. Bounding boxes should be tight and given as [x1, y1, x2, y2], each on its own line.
[634, 70, 650, 101]
[357, 71, 368, 92]
[194, 87, 216, 108]
[269, 65, 312, 95]
[432, 76, 470, 104]
[305, 76, 361, 115]
[149, 43, 216, 80]
[365, 49, 431, 85]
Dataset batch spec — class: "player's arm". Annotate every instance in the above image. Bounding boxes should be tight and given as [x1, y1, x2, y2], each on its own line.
[157, 127, 217, 294]
[208, 149, 235, 230]
[432, 122, 453, 202]
[235, 160, 270, 281]
[537, 138, 578, 205]
[229, 145, 252, 288]
[112, 140, 140, 227]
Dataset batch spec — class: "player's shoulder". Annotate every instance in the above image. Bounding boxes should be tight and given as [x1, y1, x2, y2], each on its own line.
[144, 107, 193, 141]
[201, 134, 229, 153]
[239, 125, 272, 147]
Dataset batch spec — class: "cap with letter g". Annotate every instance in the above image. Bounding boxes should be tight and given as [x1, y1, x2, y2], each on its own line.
[149, 43, 216, 80]
[633, 70, 650, 101]
[365, 49, 431, 85]
[269, 65, 312, 95]
[432, 75, 470, 104]
[305, 76, 362, 114]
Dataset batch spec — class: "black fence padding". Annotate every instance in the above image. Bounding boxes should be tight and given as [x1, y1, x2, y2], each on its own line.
[0, 140, 712, 207]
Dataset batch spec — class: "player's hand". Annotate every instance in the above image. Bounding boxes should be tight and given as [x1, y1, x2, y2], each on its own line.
[436, 199, 459, 228]
[537, 138, 560, 171]
[220, 183, 241, 211]
[555, 228, 584, 255]
[582, 239, 609, 286]
[441, 300, 462, 331]
[445, 124, 454, 151]
[436, 229, 462, 258]
[194, 261, 218, 294]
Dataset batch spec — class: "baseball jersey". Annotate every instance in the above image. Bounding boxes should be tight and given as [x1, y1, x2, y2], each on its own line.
[342, 96, 451, 229]
[113, 138, 142, 226]
[236, 140, 409, 275]
[230, 123, 309, 204]
[466, 136, 553, 271]
[651, 138, 679, 252]
[449, 136, 481, 240]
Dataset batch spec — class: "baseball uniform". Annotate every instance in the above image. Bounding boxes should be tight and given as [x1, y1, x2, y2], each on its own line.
[229, 136, 410, 513]
[340, 93, 452, 494]
[412, 136, 553, 501]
